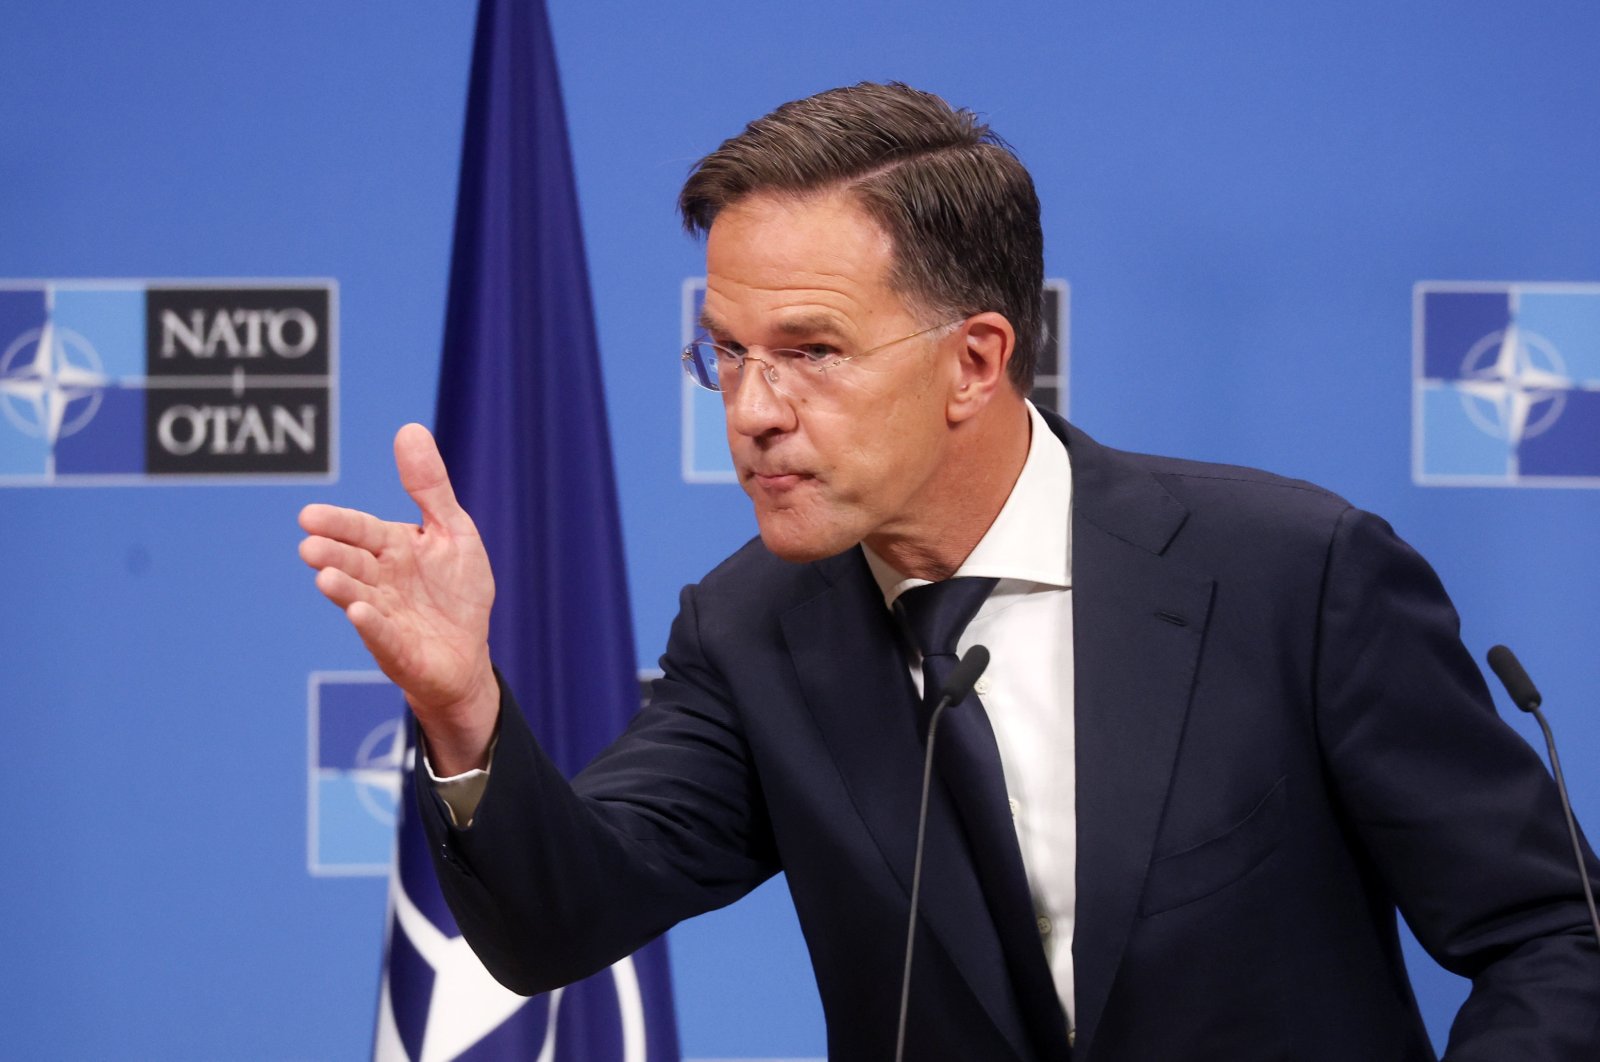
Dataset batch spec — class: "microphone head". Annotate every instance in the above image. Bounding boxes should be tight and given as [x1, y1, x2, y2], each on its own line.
[938, 645, 991, 706]
[1487, 644, 1542, 713]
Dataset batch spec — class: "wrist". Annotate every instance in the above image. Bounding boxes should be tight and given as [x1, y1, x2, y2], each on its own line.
[412, 664, 500, 775]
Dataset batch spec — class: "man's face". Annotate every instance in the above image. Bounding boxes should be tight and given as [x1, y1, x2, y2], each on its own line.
[702, 191, 958, 563]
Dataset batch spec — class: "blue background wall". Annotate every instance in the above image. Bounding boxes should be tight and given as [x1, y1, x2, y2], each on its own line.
[2, 2, 1596, 1058]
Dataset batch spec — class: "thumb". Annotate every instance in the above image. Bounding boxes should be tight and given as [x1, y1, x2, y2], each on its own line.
[394, 423, 471, 532]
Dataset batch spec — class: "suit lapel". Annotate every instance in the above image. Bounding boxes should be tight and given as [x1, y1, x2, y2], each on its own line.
[783, 550, 1034, 1062]
[1051, 415, 1215, 1060]
[777, 414, 1213, 1062]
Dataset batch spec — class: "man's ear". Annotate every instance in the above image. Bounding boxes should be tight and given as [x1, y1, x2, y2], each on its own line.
[948, 312, 1016, 423]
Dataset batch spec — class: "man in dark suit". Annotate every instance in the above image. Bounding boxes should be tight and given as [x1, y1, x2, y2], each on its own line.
[299, 83, 1600, 1060]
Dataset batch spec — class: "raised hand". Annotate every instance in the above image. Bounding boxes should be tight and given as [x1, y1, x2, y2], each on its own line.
[298, 423, 499, 773]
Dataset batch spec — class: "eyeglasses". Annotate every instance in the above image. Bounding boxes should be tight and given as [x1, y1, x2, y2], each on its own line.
[681, 319, 964, 399]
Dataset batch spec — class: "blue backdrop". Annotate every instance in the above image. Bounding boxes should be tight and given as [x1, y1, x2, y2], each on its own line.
[2, 2, 1596, 1058]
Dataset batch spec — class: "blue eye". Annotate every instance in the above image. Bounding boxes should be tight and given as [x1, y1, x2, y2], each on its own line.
[794, 344, 840, 363]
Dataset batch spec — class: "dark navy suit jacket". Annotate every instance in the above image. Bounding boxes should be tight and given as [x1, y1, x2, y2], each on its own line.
[422, 413, 1600, 1061]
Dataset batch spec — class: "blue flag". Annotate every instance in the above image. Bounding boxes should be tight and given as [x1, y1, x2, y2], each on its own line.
[373, 0, 681, 1058]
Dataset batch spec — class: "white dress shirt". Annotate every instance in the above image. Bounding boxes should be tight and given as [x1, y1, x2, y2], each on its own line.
[435, 400, 1077, 1023]
[861, 399, 1076, 1026]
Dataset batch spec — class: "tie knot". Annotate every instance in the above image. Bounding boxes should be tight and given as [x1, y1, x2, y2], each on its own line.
[896, 577, 998, 658]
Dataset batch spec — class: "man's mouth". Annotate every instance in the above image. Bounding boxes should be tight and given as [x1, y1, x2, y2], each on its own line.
[749, 469, 811, 492]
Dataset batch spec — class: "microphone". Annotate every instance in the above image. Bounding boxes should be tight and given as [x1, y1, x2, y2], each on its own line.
[1486, 644, 1541, 711]
[931, 646, 991, 716]
[1485, 645, 1600, 947]
[895, 644, 990, 1062]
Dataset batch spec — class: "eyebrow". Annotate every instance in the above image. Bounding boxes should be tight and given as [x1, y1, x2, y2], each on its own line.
[697, 310, 850, 342]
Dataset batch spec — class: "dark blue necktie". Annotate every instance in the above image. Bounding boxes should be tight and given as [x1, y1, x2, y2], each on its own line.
[897, 578, 1072, 1061]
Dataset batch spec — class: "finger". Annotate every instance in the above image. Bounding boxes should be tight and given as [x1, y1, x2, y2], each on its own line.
[394, 424, 473, 534]
[298, 535, 381, 585]
[346, 601, 402, 669]
[299, 503, 397, 553]
[314, 565, 378, 612]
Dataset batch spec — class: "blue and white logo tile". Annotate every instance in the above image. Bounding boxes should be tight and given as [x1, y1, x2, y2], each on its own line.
[308, 672, 407, 877]
[307, 671, 661, 878]
[0, 279, 337, 485]
[1414, 282, 1600, 486]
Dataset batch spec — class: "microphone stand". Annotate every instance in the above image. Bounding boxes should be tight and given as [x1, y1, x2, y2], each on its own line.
[1487, 645, 1600, 946]
[894, 645, 990, 1062]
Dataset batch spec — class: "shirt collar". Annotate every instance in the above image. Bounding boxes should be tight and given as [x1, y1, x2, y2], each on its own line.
[861, 400, 1073, 608]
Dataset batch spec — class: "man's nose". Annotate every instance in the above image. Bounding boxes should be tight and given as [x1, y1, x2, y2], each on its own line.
[725, 357, 796, 437]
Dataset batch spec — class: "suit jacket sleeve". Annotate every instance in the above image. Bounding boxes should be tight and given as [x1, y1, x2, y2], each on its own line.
[1315, 507, 1600, 1059]
[415, 579, 780, 996]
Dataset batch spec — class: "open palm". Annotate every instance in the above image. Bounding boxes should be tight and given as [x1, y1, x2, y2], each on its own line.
[299, 423, 499, 767]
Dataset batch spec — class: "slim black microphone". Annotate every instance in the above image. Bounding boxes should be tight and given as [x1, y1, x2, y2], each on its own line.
[1486, 644, 1600, 947]
[895, 644, 990, 1062]
[1487, 644, 1541, 711]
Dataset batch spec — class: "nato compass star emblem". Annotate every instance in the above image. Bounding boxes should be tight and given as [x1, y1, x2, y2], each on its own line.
[0, 319, 109, 448]
[351, 714, 407, 828]
[1451, 322, 1570, 445]
[0, 279, 337, 484]
[1415, 282, 1600, 486]
[309, 672, 412, 876]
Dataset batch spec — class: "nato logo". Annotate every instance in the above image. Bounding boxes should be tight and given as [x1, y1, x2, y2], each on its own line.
[309, 672, 407, 877]
[1414, 282, 1600, 486]
[308, 670, 661, 877]
[0, 279, 337, 485]
[680, 278, 1070, 482]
